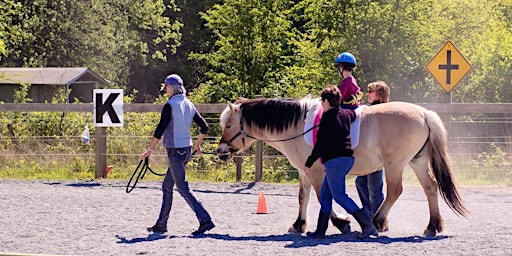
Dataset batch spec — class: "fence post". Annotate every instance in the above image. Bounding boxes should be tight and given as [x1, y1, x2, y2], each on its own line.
[235, 157, 242, 182]
[254, 95, 263, 182]
[255, 141, 263, 181]
[95, 127, 107, 178]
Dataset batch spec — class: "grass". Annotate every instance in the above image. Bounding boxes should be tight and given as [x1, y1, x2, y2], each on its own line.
[0, 156, 299, 184]
[1, 160, 511, 187]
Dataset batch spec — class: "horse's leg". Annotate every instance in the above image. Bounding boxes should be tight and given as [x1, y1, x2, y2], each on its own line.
[410, 157, 444, 237]
[288, 171, 311, 233]
[373, 164, 406, 233]
[330, 210, 351, 234]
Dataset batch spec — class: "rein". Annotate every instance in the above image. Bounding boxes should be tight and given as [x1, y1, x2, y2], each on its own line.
[220, 118, 319, 153]
[246, 124, 319, 143]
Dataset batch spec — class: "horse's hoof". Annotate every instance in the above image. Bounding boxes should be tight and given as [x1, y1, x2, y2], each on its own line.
[289, 217, 306, 234]
[374, 218, 389, 232]
[423, 228, 437, 237]
[330, 216, 351, 234]
[288, 226, 300, 233]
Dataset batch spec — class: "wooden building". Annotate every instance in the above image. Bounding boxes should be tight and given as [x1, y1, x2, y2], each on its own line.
[0, 67, 109, 103]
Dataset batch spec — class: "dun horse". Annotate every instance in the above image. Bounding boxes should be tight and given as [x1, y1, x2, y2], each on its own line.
[217, 97, 467, 237]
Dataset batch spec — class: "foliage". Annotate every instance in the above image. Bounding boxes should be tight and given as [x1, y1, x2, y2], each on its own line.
[187, 0, 512, 104]
[2, 0, 512, 104]
[189, 0, 298, 102]
[0, 0, 181, 91]
[455, 0, 512, 103]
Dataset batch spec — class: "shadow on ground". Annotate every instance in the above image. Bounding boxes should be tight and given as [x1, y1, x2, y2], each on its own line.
[115, 232, 449, 248]
[206, 233, 449, 248]
[115, 234, 170, 244]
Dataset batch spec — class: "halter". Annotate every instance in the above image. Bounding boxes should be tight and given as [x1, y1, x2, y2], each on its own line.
[218, 119, 247, 155]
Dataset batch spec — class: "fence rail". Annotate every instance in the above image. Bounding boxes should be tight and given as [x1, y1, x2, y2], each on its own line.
[2, 102, 512, 113]
[1, 102, 512, 181]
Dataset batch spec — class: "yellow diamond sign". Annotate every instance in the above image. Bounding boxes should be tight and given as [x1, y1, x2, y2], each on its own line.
[426, 41, 471, 93]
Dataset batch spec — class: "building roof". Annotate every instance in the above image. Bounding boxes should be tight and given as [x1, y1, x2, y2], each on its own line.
[0, 67, 109, 86]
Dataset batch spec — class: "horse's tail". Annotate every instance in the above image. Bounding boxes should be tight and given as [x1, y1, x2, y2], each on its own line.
[424, 110, 468, 217]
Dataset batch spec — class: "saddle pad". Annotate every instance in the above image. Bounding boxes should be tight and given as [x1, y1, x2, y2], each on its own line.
[304, 104, 366, 149]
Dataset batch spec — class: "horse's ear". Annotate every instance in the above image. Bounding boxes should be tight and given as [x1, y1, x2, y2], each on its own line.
[228, 101, 240, 112]
[227, 101, 236, 112]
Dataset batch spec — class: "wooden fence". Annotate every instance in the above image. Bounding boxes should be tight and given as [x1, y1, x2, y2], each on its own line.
[1, 102, 512, 179]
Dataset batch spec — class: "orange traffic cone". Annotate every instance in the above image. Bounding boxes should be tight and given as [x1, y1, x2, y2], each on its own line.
[256, 191, 269, 214]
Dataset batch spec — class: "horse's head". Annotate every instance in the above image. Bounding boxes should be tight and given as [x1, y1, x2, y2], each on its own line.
[217, 101, 258, 161]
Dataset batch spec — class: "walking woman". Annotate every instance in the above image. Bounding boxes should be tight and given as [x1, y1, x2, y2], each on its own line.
[141, 74, 215, 236]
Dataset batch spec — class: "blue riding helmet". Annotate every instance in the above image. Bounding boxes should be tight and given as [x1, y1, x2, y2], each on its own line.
[160, 74, 184, 93]
[335, 52, 357, 66]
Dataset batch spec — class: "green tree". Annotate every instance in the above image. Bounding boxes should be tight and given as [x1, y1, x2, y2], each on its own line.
[190, 0, 296, 103]
[451, 0, 512, 103]
[288, 0, 512, 102]
[0, 1, 20, 58]
[1, 0, 181, 90]
[165, 0, 220, 90]
[298, 0, 447, 102]
[0, 0, 30, 63]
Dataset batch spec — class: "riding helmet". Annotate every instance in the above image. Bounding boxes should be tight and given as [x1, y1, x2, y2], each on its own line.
[335, 52, 357, 68]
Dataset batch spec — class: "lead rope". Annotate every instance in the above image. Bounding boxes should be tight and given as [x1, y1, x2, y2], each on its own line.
[125, 157, 164, 193]
[126, 151, 217, 193]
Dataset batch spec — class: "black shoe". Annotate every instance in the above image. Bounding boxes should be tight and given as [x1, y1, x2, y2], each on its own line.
[147, 224, 167, 233]
[192, 220, 215, 236]
[306, 211, 330, 238]
[306, 230, 326, 238]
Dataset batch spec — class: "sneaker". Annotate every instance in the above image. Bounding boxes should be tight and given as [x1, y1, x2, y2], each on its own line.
[147, 224, 167, 233]
[192, 220, 215, 236]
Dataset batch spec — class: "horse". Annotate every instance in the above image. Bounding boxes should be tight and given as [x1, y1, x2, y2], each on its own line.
[216, 97, 468, 237]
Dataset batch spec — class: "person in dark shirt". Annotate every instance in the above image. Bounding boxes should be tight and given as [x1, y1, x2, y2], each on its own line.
[141, 74, 215, 236]
[304, 85, 377, 239]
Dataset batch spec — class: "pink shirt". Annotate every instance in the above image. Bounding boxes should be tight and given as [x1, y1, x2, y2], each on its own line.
[338, 76, 361, 107]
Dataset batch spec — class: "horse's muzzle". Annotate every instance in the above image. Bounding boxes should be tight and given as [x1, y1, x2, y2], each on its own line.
[217, 145, 233, 162]
[218, 152, 232, 162]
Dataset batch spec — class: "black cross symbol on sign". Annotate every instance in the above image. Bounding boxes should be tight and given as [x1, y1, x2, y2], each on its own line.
[438, 50, 459, 84]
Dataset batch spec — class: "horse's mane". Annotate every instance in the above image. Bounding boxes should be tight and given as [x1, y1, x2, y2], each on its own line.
[239, 97, 314, 133]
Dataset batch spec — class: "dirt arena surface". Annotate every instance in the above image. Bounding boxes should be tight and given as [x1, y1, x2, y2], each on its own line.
[1, 179, 511, 256]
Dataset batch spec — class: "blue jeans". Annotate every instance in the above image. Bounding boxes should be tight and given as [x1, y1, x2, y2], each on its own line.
[355, 169, 384, 217]
[155, 147, 211, 227]
[319, 156, 360, 215]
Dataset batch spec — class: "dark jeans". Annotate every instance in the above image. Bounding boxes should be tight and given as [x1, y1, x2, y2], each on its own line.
[155, 147, 211, 227]
[320, 156, 360, 215]
[355, 169, 384, 217]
